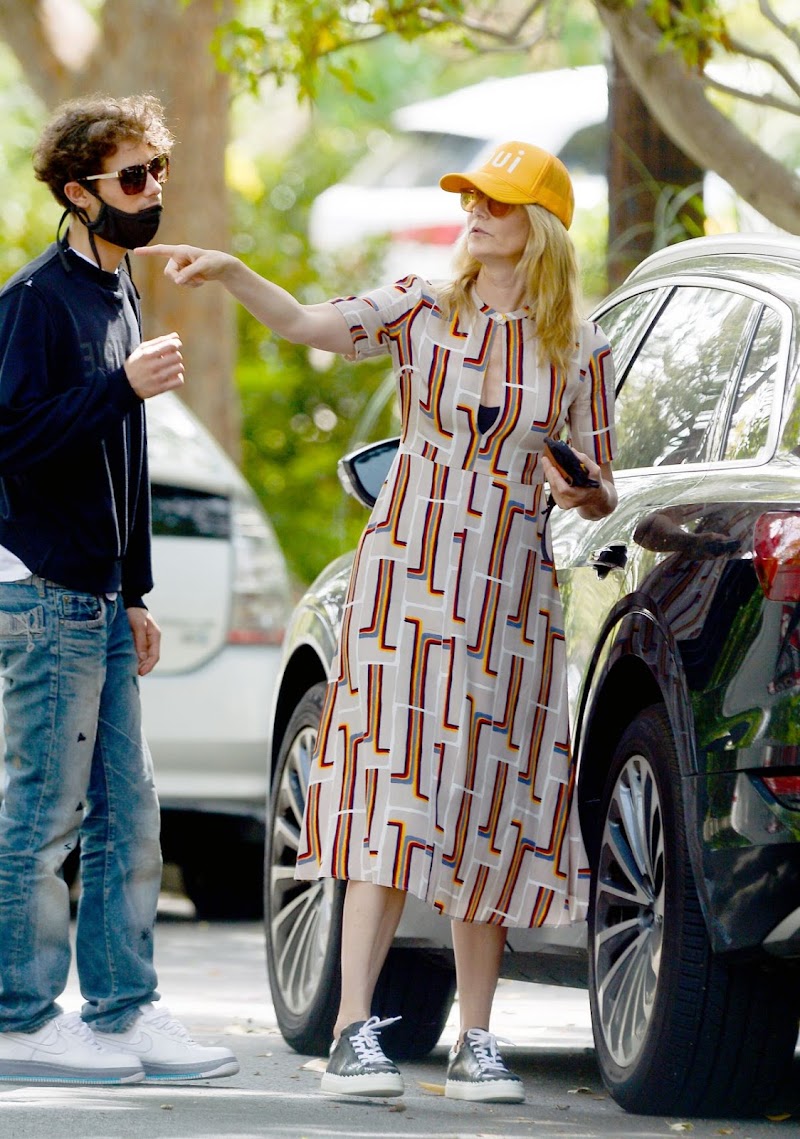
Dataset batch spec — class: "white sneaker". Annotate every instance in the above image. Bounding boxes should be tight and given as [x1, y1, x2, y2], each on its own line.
[0, 1012, 144, 1085]
[92, 1004, 239, 1081]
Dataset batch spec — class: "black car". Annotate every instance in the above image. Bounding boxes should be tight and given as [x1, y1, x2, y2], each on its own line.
[265, 233, 800, 1116]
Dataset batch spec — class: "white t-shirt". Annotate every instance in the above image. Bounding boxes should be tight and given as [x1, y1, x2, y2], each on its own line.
[0, 544, 31, 581]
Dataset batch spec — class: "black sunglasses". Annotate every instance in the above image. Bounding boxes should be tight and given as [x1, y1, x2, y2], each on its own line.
[83, 153, 170, 196]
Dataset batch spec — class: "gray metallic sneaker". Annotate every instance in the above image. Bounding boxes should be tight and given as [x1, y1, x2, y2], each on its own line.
[445, 1027, 524, 1102]
[320, 1015, 404, 1097]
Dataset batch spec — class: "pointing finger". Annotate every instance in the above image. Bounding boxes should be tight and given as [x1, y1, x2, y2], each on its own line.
[134, 244, 176, 259]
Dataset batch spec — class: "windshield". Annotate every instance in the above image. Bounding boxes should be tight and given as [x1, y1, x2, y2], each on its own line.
[344, 132, 486, 189]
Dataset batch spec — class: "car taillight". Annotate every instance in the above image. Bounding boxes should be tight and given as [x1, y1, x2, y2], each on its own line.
[228, 493, 291, 645]
[391, 224, 464, 245]
[761, 775, 800, 809]
[753, 512, 800, 601]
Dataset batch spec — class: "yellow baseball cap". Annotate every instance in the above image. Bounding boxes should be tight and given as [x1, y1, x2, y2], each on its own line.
[440, 140, 575, 229]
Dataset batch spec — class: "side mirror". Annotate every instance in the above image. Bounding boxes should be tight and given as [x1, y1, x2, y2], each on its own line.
[338, 437, 401, 508]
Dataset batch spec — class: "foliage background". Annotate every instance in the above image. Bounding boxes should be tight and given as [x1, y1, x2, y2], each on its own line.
[228, 22, 605, 587]
[0, 4, 610, 588]
[0, 48, 52, 278]
[1, 1, 798, 588]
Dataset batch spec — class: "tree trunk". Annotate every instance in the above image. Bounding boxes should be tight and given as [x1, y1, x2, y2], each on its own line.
[0, 0, 241, 460]
[608, 50, 705, 289]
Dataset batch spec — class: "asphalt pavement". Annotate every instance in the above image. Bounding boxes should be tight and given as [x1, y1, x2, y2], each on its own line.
[0, 897, 798, 1139]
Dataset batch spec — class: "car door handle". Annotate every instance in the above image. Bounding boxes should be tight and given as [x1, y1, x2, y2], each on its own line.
[591, 542, 628, 578]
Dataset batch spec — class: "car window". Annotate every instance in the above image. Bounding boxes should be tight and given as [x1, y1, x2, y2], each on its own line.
[613, 286, 758, 470]
[723, 305, 782, 460]
[344, 132, 484, 189]
[595, 289, 664, 375]
[151, 485, 230, 538]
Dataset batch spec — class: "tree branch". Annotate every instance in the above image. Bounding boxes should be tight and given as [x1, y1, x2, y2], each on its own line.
[704, 73, 800, 117]
[414, 5, 545, 49]
[724, 32, 800, 102]
[507, 0, 549, 41]
[256, 1, 550, 91]
[595, 0, 800, 234]
[419, 0, 547, 44]
[758, 0, 800, 53]
[311, 25, 390, 60]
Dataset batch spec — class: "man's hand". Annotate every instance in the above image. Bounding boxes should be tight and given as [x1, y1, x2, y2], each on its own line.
[127, 606, 161, 676]
[124, 332, 184, 400]
[135, 244, 236, 288]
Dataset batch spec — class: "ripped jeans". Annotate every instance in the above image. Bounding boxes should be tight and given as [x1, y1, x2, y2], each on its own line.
[0, 576, 162, 1033]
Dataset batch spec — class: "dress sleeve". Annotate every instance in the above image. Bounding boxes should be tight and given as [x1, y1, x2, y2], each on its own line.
[566, 320, 617, 465]
[330, 275, 428, 361]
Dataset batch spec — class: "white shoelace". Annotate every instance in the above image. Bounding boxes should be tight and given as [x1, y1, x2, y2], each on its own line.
[349, 1015, 401, 1064]
[141, 1007, 196, 1042]
[463, 1027, 514, 1073]
[59, 1012, 108, 1053]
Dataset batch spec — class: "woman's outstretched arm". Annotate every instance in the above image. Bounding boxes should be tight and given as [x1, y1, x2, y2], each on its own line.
[136, 244, 354, 355]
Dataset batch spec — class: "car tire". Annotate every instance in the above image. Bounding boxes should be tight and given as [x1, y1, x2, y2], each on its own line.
[589, 704, 799, 1116]
[265, 681, 457, 1059]
[265, 682, 344, 1055]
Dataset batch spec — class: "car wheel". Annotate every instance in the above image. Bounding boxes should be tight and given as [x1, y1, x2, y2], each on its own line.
[265, 682, 344, 1055]
[589, 704, 799, 1116]
[265, 681, 457, 1059]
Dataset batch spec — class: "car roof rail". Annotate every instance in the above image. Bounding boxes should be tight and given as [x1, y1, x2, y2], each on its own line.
[627, 232, 800, 282]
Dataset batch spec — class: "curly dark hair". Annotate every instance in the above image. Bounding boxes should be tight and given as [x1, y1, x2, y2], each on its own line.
[33, 93, 175, 208]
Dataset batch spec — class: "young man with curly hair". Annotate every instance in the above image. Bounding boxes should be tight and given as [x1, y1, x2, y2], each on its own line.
[0, 94, 237, 1085]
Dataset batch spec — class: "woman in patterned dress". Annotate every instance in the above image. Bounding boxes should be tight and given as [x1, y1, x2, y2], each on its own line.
[139, 139, 617, 1104]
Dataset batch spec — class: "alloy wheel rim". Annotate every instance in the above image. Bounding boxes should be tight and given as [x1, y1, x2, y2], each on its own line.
[593, 753, 666, 1068]
[269, 722, 336, 1015]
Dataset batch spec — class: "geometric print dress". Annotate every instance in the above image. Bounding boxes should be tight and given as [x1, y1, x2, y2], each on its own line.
[296, 275, 616, 928]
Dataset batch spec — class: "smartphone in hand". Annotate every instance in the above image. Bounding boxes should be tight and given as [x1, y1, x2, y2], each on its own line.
[543, 436, 600, 488]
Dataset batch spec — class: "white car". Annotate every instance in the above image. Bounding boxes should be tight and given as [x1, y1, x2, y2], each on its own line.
[309, 64, 779, 284]
[311, 65, 608, 282]
[141, 393, 292, 919]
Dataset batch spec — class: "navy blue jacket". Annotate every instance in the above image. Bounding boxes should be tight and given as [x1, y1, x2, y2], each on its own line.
[0, 242, 152, 606]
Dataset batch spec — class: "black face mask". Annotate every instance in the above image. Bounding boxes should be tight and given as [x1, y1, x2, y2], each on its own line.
[63, 194, 163, 271]
[85, 200, 163, 251]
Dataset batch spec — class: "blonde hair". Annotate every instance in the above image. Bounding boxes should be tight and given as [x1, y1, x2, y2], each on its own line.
[437, 204, 583, 373]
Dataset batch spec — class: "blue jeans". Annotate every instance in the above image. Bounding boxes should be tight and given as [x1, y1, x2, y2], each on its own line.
[0, 576, 162, 1032]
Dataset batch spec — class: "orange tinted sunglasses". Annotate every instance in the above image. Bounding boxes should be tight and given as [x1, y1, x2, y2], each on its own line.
[460, 190, 516, 218]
